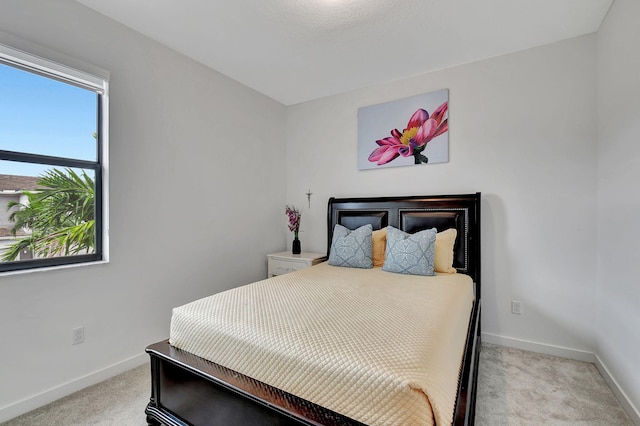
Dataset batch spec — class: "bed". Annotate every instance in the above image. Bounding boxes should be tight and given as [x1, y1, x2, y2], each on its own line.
[145, 193, 481, 426]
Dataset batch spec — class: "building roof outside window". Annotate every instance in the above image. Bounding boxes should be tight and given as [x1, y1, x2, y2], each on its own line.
[0, 174, 41, 192]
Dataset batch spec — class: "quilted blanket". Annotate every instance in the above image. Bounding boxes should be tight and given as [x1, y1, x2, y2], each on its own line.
[170, 262, 473, 425]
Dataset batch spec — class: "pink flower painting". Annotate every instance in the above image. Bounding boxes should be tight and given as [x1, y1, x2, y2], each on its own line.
[358, 89, 449, 169]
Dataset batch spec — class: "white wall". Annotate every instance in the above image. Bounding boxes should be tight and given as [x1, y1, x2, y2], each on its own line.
[1, 0, 637, 422]
[286, 35, 598, 353]
[0, 0, 286, 420]
[0, 194, 20, 227]
[596, 0, 640, 415]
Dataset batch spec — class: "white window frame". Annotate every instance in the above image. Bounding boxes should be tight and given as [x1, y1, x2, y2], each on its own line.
[0, 43, 109, 274]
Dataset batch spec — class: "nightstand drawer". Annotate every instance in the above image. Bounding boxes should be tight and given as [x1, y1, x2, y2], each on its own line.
[267, 251, 327, 278]
[269, 258, 306, 276]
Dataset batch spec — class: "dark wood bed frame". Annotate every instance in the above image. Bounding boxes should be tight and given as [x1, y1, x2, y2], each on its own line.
[146, 193, 481, 426]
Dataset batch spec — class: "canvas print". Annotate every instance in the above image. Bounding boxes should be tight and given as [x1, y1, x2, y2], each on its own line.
[358, 89, 449, 170]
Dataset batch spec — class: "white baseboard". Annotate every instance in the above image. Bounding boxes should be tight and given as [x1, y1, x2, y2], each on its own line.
[481, 332, 595, 362]
[482, 332, 640, 425]
[594, 354, 640, 425]
[0, 353, 147, 423]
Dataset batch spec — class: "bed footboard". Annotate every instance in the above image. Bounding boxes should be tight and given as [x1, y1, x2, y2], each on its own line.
[145, 341, 365, 426]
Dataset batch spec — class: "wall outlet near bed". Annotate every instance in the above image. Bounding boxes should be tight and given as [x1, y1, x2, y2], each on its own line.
[511, 300, 522, 315]
[72, 326, 85, 345]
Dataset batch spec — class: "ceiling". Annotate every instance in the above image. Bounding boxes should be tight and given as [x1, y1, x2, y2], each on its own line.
[76, 0, 613, 106]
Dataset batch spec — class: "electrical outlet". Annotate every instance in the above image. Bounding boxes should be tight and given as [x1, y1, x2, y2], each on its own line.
[511, 300, 522, 315]
[72, 327, 85, 345]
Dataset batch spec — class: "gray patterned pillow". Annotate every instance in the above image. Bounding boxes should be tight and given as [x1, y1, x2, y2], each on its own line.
[328, 224, 373, 269]
[383, 226, 437, 276]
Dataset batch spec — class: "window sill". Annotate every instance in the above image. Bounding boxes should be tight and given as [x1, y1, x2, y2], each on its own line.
[0, 259, 109, 277]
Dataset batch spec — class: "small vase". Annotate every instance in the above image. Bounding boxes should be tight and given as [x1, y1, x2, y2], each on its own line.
[292, 236, 301, 255]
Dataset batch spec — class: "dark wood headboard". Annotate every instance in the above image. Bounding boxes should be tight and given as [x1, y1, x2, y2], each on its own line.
[327, 193, 481, 297]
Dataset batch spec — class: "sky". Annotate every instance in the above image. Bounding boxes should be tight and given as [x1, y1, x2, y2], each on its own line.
[0, 62, 97, 177]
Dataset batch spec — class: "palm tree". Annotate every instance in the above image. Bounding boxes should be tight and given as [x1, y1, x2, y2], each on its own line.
[1, 168, 95, 262]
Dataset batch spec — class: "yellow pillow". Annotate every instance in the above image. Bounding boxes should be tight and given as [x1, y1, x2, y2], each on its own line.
[372, 227, 387, 267]
[435, 228, 457, 273]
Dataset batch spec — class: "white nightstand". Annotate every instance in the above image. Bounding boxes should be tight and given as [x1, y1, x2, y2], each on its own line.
[267, 251, 327, 277]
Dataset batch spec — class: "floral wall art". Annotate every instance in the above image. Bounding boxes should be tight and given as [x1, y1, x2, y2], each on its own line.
[358, 89, 449, 170]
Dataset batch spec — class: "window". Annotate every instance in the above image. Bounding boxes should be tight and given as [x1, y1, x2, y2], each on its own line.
[0, 44, 108, 273]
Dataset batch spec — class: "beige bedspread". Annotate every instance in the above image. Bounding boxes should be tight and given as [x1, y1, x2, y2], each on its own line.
[169, 262, 474, 425]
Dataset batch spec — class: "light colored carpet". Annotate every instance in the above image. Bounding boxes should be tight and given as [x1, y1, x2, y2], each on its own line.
[1, 343, 632, 425]
[476, 343, 631, 425]
[1, 363, 150, 426]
